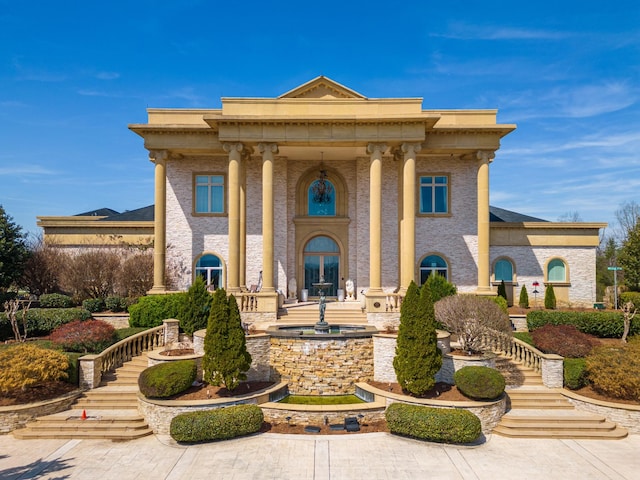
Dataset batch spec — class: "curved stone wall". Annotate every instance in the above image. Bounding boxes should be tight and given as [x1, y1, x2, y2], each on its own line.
[0, 390, 82, 434]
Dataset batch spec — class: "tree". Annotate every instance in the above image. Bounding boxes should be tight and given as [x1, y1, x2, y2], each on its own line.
[0, 205, 30, 292]
[544, 284, 557, 309]
[393, 281, 442, 395]
[118, 251, 154, 297]
[178, 276, 212, 335]
[518, 285, 529, 308]
[621, 301, 636, 343]
[497, 280, 507, 301]
[619, 222, 640, 291]
[61, 250, 122, 301]
[203, 289, 252, 391]
[557, 211, 583, 222]
[3, 298, 31, 342]
[596, 236, 618, 301]
[20, 236, 66, 296]
[614, 200, 640, 241]
[435, 295, 512, 354]
[424, 273, 457, 304]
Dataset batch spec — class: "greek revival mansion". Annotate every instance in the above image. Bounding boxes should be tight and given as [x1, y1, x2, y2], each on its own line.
[39, 77, 605, 326]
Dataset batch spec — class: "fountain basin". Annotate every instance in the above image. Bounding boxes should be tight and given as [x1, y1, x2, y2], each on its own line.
[267, 324, 378, 395]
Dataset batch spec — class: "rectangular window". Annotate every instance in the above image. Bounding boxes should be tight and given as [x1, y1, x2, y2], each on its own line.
[420, 175, 449, 214]
[194, 174, 225, 214]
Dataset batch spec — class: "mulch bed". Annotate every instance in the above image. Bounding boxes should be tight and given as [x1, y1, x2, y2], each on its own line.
[0, 381, 77, 407]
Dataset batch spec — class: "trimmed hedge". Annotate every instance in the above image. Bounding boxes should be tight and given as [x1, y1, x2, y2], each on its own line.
[105, 296, 129, 312]
[138, 360, 197, 398]
[454, 366, 505, 400]
[564, 358, 587, 390]
[82, 298, 106, 313]
[0, 308, 92, 341]
[39, 293, 75, 308]
[526, 310, 640, 338]
[385, 403, 482, 444]
[170, 405, 264, 443]
[128, 293, 185, 328]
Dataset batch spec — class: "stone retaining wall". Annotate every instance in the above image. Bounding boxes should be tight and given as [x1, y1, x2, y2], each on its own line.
[261, 403, 386, 427]
[360, 383, 506, 434]
[92, 313, 130, 329]
[436, 352, 496, 385]
[269, 336, 373, 395]
[138, 382, 284, 435]
[0, 390, 82, 434]
[563, 390, 640, 434]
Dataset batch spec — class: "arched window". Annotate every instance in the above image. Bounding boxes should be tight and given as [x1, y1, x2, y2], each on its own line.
[308, 175, 336, 216]
[303, 236, 340, 296]
[494, 259, 514, 282]
[195, 254, 223, 289]
[420, 255, 448, 284]
[547, 259, 566, 282]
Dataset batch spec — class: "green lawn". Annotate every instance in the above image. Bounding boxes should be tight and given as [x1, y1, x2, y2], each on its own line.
[279, 394, 365, 405]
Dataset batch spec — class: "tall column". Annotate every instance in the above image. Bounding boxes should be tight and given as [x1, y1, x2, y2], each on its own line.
[239, 153, 247, 289]
[149, 150, 168, 293]
[400, 143, 421, 291]
[258, 143, 278, 292]
[477, 150, 495, 294]
[367, 143, 386, 293]
[224, 142, 244, 294]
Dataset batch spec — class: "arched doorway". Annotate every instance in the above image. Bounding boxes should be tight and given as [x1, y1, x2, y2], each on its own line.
[303, 235, 340, 297]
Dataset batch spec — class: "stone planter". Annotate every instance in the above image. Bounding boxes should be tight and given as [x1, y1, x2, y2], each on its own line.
[0, 389, 82, 434]
[436, 351, 497, 385]
[147, 349, 203, 381]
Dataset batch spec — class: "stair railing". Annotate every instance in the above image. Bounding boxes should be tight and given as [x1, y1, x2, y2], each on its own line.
[79, 325, 165, 389]
[481, 331, 564, 388]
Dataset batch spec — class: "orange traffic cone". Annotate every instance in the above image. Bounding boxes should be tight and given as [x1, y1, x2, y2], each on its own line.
[81, 409, 87, 420]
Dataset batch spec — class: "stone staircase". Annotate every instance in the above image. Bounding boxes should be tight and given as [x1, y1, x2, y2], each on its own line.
[493, 356, 628, 439]
[13, 353, 153, 441]
[278, 301, 367, 325]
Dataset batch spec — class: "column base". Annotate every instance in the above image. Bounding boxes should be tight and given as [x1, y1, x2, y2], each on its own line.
[474, 287, 497, 297]
[147, 286, 169, 295]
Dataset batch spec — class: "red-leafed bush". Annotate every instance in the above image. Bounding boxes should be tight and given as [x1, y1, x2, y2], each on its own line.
[531, 324, 599, 358]
[50, 319, 117, 353]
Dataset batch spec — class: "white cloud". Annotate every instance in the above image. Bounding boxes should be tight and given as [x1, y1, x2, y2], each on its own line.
[433, 23, 570, 41]
[96, 71, 120, 80]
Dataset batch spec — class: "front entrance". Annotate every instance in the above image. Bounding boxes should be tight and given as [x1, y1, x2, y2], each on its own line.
[303, 236, 340, 297]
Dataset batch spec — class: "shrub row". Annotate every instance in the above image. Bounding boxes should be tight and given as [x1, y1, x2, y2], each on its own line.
[531, 324, 599, 358]
[385, 403, 482, 444]
[81, 296, 132, 313]
[454, 366, 505, 400]
[526, 310, 640, 338]
[170, 405, 264, 443]
[0, 308, 92, 341]
[128, 293, 185, 328]
[138, 360, 197, 398]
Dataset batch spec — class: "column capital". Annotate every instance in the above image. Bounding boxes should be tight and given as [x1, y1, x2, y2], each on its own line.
[401, 142, 422, 156]
[148, 149, 169, 164]
[257, 143, 279, 155]
[223, 142, 245, 154]
[477, 150, 496, 164]
[366, 143, 388, 155]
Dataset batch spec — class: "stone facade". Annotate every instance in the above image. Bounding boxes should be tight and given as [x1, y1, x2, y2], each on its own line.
[269, 337, 374, 395]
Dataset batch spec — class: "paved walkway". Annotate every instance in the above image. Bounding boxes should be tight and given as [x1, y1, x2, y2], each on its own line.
[2, 432, 640, 479]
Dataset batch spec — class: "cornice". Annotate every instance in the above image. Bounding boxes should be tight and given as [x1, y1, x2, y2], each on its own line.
[491, 222, 607, 230]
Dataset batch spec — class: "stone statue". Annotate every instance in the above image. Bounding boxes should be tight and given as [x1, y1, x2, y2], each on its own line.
[288, 277, 297, 299]
[345, 278, 355, 301]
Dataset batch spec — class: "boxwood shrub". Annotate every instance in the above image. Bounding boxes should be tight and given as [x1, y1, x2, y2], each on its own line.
[105, 296, 129, 312]
[563, 358, 587, 390]
[0, 308, 92, 341]
[82, 298, 106, 313]
[170, 405, 264, 443]
[386, 403, 482, 444]
[454, 366, 505, 400]
[138, 360, 197, 398]
[39, 293, 75, 308]
[526, 310, 640, 338]
[128, 293, 185, 328]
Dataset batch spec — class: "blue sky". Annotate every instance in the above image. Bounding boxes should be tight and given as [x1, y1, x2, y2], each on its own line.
[1, 1, 639, 237]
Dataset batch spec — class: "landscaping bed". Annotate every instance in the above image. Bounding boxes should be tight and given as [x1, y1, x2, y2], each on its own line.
[0, 380, 77, 407]
[368, 381, 467, 401]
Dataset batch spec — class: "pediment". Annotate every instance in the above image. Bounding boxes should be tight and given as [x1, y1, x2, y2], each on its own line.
[279, 76, 366, 100]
